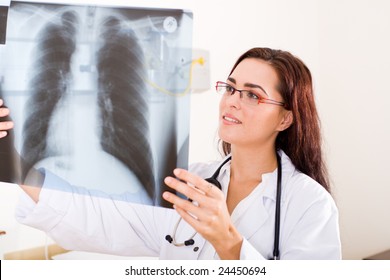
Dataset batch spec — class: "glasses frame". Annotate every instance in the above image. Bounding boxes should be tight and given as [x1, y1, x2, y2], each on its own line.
[215, 81, 285, 107]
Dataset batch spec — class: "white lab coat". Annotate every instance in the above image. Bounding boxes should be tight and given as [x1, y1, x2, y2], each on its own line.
[15, 151, 341, 259]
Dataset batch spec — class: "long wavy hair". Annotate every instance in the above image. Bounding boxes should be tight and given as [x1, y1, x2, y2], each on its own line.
[221, 47, 330, 193]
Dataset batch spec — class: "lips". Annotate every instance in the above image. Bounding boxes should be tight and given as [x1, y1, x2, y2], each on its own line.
[222, 114, 242, 124]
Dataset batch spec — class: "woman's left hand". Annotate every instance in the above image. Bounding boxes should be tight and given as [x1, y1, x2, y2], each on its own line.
[163, 168, 243, 259]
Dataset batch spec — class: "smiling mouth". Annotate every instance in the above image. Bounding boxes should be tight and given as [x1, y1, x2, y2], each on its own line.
[223, 115, 242, 124]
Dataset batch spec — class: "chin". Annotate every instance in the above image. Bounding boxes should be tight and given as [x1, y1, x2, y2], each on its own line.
[218, 131, 237, 145]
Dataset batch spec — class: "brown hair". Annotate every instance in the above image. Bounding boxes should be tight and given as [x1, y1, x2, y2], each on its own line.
[221, 47, 330, 193]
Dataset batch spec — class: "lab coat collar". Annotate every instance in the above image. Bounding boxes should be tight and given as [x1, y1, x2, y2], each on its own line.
[219, 150, 296, 202]
[262, 150, 296, 202]
[216, 150, 296, 239]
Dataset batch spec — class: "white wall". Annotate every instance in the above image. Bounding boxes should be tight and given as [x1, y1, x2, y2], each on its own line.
[1, 0, 389, 260]
[317, 0, 390, 259]
[187, 0, 390, 260]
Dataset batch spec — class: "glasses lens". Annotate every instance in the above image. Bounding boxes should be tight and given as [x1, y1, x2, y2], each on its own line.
[241, 91, 261, 106]
[216, 81, 285, 107]
[216, 82, 227, 94]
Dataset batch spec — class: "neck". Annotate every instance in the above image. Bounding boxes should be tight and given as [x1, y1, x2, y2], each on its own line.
[229, 145, 278, 183]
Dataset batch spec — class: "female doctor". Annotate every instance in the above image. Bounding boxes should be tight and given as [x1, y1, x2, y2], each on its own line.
[0, 47, 341, 259]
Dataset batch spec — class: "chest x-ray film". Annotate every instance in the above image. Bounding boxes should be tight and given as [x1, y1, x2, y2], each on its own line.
[0, 1, 193, 207]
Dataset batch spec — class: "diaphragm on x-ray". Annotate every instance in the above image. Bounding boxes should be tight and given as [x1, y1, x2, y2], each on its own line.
[0, 1, 193, 207]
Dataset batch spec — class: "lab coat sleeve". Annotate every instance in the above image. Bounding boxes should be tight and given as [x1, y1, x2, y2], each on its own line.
[15, 170, 174, 257]
[239, 238, 267, 260]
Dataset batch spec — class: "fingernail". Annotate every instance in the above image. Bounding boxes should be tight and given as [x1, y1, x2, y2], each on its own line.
[173, 169, 181, 176]
[162, 192, 170, 199]
[0, 131, 7, 137]
[164, 177, 172, 184]
[0, 108, 9, 116]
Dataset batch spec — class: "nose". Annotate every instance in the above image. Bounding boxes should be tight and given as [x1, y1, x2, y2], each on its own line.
[225, 89, 242, 108]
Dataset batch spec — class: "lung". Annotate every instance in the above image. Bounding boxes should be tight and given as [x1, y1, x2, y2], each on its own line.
[96, 15, 155, 202]
[21, 10, 79, 182]
[18, 11, 156, 202]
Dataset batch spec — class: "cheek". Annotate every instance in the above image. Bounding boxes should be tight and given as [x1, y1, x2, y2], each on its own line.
[219, 98, 226, 114]
[218, 100, 222, 116]
[248, 110, 282, 133]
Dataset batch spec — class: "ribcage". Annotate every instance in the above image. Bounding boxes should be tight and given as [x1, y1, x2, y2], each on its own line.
[96, 16, 155, 202]
[21, 10, 79, 180]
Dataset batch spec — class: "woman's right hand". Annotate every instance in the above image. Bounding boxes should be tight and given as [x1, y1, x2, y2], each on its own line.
[0, 99, 14, 138]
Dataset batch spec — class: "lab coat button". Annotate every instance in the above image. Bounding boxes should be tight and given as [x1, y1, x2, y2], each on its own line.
[193, 247, 199, 252]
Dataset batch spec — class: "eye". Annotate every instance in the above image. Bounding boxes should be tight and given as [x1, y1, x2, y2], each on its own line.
[245, 91, 260, 100]
[225, 85, 235, 94]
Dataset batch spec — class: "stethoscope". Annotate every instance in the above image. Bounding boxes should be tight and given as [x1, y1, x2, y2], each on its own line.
[165, 152, 283, 260]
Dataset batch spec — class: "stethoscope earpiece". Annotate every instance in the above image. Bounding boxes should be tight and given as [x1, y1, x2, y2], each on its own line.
[184, 239, 195, 246]
[165, 234, 195, 247]
[165, 217, 197, 247]
[165, 235, 173, 243]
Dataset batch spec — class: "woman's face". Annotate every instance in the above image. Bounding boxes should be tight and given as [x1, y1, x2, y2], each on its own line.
[218, 58, 290, 150]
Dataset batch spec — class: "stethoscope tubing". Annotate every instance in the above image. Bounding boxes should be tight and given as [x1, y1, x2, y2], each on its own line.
[166, 152, 282, 260]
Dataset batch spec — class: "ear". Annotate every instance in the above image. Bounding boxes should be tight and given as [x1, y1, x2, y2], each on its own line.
[277, 110, 293, 131]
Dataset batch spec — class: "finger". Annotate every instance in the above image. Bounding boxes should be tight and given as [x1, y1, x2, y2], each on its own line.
[0, 99, 3, 106]
[0, 107, 10, 117]
[173, 204, 202, 230]
[174, 204, 223, 241]
[162, 191, 202, 217]
[162, 187, 214, 224]
[0, 121, 14, 131]
[164, 176, 211, 206]
[163, 192, 210, 222]
[204, 183, 214, 196]
[173, 169, 218, 196]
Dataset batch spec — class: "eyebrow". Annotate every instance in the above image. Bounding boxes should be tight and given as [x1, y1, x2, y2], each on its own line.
[227, 77, 269, 96]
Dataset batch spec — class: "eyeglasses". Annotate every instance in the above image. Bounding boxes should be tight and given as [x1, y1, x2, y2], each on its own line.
[215, 81, 285, 107]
